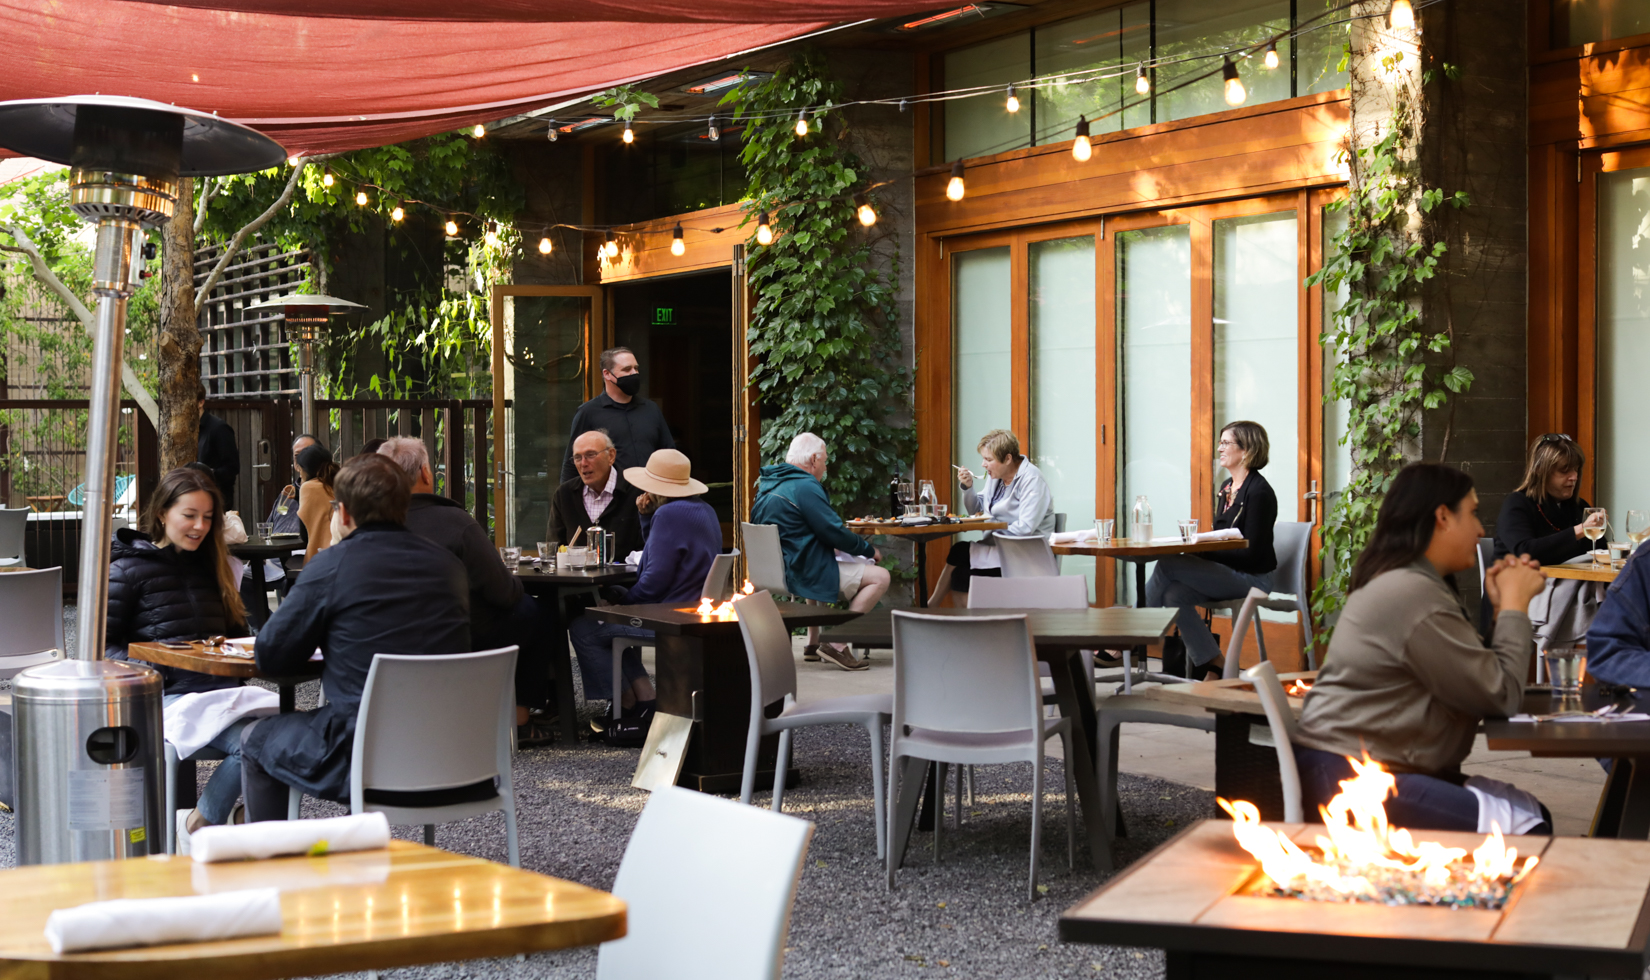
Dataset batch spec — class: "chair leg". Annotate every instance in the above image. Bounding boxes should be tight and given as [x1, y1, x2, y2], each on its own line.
[424, 824, 436, 847]
[164, 745, 178, 855]
[966, 766, 975, 808]
[867, 720, 887, 860]
[1028, 755, 1044, 903]
[1254, 621, 1269, 665]
[287, 786, 301, 821]
[503, 800, 521, 868]
[1122, 650, 1133, 695]
[739, 717, 762, 807]
[953, 764, 964, 828]
[771, 728, 792, 813]
[889, 756, 927, 888]
[933, 762, 947, 864]
[611, 639, 626, 723]
[1297, 606, 1315, 671]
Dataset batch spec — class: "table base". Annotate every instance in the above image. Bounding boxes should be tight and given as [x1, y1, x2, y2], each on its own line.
[654, 632, 785, 791]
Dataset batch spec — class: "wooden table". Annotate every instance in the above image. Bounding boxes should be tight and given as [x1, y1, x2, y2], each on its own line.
[127, 641, 321, 714]
[1543, 561, 1621, 583]
[1129, 670, 1317, 716]
[1052, 536, 1248, 607]
[587, 601, 859, 792]
[0, 841, 625, 979]
[229, 538, 301, 627]
[514, 562, 639, 744]
[846, 518, 1006, 607]
[1484, 685, 1650, 839]
[820, 605, 1177, 871]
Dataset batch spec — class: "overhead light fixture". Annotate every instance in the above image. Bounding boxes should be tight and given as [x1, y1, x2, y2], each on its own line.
[794, 110, 809, 137]
[1135, 64, 1151, 95]
[391, 205, 404, 222]
[755, 212, 773, 246]
[707, 116, 720, 141]
[321, 168, 333, 187]
[1071, 115, 1092, 162]
[1264, 40, 1280, 70]
[444, 219, 458, 236]
[946, 161, 965, 202]
[555, 116, 614, 135]
[483, 226, 500, 247]
[855, 194, 877, 227]
[1389, 0, 1415, 30]
[679, 70, 772, 95]
[889, 3, 1011, 33]
[355, 190, 368, 206]
[472, 124, 485, 138]
[1005, 84, 1020, 113]
[546, 121, 558, 142]
[1223, 58, 1247, 107]
[622, 122, 635, 144]
[671, 223, 685, 257]
[539, 237, 553, 254]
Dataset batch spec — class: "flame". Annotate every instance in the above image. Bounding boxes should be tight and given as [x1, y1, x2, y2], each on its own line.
[741, 579, 755, 595]
[1217, 752, 1539, 907]
[693, 596, 738, 621]
[1285, 679, 1313, 697]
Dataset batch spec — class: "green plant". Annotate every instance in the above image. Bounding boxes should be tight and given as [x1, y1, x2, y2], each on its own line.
[723, 52, 914, 513]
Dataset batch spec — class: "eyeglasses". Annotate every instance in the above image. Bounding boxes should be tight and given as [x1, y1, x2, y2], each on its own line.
[330, 500, 341, 511]
[1539, 433, 1574, 444]
[572, 451, 611, 463]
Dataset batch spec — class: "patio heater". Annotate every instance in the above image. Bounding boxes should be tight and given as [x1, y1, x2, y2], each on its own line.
[243, 293, 364, 436]
[0, 95, 283, 863]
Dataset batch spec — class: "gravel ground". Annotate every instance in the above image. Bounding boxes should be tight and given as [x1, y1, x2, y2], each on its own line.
[1, 610, 1215, 978]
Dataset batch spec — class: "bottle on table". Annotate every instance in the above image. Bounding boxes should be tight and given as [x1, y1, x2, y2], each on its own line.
[918, 480, 936, 519]
[1131, 495, 1153, 543]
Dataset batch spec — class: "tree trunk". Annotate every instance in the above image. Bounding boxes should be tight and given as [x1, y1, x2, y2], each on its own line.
[157, 177, 201, 472]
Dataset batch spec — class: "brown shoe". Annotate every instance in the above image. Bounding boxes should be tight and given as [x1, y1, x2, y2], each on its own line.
[802, 643, 822, 662]
[816, 643, 868, 671]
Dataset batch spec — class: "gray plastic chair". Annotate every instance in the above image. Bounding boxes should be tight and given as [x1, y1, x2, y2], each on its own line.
[611, 550, 741, 723]
[304, 646, 521, 865]
[0, 506, 27, 567]
[968, 575, 1092, 698]
[1245, 660, 1303, 823]
[0, 565, 63, 679]
[735, 590, 891, 857]
[164, 741, 228, 854]
[995, 534, 1061, 578]
[597, 785, 813, 980]
[1198, 521, 1317, 669]
[887, 610, 1074, 901]
[740, 523, 791, 598]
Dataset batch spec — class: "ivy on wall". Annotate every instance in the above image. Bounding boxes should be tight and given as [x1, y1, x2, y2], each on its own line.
[723, 52, 913, 513]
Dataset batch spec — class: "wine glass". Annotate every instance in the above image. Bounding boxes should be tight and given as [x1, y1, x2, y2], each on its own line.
[897, 481, 914, 508]
[1584, 507, 1608, 566]
[1628, 510, 1650, 555]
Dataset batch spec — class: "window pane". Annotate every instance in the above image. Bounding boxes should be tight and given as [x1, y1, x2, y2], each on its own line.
[1155, 0, 1292, 124]
[1034, 3, 1152, 141]
[1296, 0, 1350, 95]
[1031, 236, 1097, 596]
[953, 247, 1014, 516]
[944, 34, 1032, 161]
[1555, 0, 1650, 47]
[1117, 225, 1192, 604]
[1214, 211, 1299, 523]
[1597, 169, 1650, 517]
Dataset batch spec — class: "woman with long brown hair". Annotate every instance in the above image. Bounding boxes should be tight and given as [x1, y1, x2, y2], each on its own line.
[109, 466, 252, 833]
[1496, 433, 1605, 565]
[295, 442, 339, 561]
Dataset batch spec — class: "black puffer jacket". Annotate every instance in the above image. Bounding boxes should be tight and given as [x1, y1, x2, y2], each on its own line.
[107, 527, 247, 695]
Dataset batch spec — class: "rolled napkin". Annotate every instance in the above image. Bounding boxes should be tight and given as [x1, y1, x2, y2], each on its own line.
[191, 812, 391, 864]
[44, 888, 282, 953]
[1195, 528, 1243, 543]
[1050, 529, 1098, 546]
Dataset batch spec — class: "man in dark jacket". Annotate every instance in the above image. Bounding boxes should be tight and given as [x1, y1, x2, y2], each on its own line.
[1587, 547, 1650, 686]
[238, 454, 471, 818]
[378, 437, 555, 745]
[548, 429, 644, 559]
[196, 385, 240, 503]
[558, 347, 674, 482]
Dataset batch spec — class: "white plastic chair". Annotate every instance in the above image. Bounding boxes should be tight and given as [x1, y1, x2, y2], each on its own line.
[0, 506, 27, 567]
[1198, 521, 1317, 669]
[0, 565, 63, 679]
[164, 741, 228, 854]
[995, 534, 1060, 578]
[1245, 660, 1303, 823]
[291, 646, 522, 865]
[968, 575, 1093, 699]
[597, 785, 812, 980]
[887, 610, 1074, 901]
[610, 550, 740, 723]
[740, 523, 792, 598]
[735, 590, 891, 856]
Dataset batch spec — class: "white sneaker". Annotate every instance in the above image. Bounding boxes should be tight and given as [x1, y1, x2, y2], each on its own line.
[175, 809, 194, 856]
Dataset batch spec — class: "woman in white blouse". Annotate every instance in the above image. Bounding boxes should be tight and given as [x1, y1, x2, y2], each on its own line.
[927, 428, 1055, 605]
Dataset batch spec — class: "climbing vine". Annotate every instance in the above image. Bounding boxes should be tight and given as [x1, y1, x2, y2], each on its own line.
[723, 52, 913, 512]
[1308, 68, 1471, 631]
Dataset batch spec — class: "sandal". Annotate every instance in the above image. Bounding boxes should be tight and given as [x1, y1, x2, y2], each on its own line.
[516, 722, 555, 747]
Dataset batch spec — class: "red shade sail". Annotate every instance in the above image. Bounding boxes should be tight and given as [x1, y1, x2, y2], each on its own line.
[106, 0, 936, 21]
[0, 0, 925, 156]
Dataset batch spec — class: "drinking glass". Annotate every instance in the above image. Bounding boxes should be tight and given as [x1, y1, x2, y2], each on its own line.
[897, 481, 914, 507]
[934, 503, 948, 520]
[566, 546, 587, 569]
[255, 522, 274, 542]
[537, 541, 555, 565]
[1543, 646, 1587, 697]
[1177, 519, 1199, 544]
[1094, 518, 1114, 545]
[1629, 511, 1650, 554]
[903, 504, 920, 520]
[499, 546, 521, 570]
[1584, 507, 1609, 565]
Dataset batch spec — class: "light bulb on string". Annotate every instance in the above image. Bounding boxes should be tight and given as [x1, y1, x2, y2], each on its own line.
[321, 168, 333, 187]
[1264, 40, 1280, 70]
[708, 116, 720, 141]
[1389, 0, 1415, 30]
[603, 231, 618, 258]
[946, 161, 965, 202]
[671, 223, 685, 257]
[1222, 58, 1247, 107]
[355, 191, 368, 206]
[546, 121, 558, 142]
[444, 219, 458, 236]
[484, 226, 500, 247]
[1005, 84, 1020, 113]
[794, 110, 809, 138]
[391, 205, 404, 223]
[287, 155, 300, 167]
[622, 122, 634, 144]
[755, 212, 774, 246]
[1071, 115, 1092, 162]
[855, 194, 877, 227]
[538, 237, 553, 255]
[1135, 64, 1151, 95]
[472, 124, 485, 139]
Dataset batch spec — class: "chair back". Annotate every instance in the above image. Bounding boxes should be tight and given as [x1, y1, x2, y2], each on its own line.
[1220, 588, 1270, 679]
[741, 523, 789, 596]
[1272, 522, 1313, 600]
[995, 534, 1060, 578]
[967, 574, 1087, 610]
[891, 610, 1040, 735]
[1244, 660, 1302, 823]
[1053, 512, 1067, 534]
[1476, 536, 1494, 592]
[0, 507, 27, 563]
[599, 785, 812, 980]
[734, 591, 797, 711]
[349, 646, 518, 810]
[0, 566, 63, 658]
[701, 550, 739, 603]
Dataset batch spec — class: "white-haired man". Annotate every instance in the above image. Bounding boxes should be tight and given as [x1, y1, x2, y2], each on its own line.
[378, 437, 554, 745]
[749, 432, 889, 670]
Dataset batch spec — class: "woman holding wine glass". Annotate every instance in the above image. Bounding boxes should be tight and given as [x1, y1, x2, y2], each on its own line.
[1493, 434, 1605, 565]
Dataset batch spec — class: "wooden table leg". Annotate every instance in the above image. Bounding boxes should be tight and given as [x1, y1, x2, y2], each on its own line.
[548, 587, 580, 745]
[1046, 646, 1112, 872]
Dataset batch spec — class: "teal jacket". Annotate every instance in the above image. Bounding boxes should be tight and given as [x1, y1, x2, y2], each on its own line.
[750, 463, 874, 603]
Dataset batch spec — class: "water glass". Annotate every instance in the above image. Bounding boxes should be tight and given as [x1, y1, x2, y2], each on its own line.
[1544, 646, 1587, 697]
[537, 542, 555, 565]
[499, 546, 521, 570]
[934, 503, 948, 520]
[1629, 510, 1650, 553]
[903, 504, 920, 520]
[1095, 519, 1114, 545]
[255, 522, 274, 541]
[564, 546, 588, 569]
[1178, 519, 1199, 543]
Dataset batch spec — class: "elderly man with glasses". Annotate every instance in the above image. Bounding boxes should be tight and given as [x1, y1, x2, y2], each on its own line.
[548, 429, 645, 560]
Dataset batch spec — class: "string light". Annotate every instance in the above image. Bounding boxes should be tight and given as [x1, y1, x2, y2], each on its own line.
[622, 122, 635, 144]
[472, 124, 485, 138]
[1389, 0, 1415, 30]
[546, 121, 558, 142]
[444, 219, 458, 236]
[321, 168, 333, 187]
[1005, 84, 1020, 113]
[484, 226, 500, 247]
[355, 190, 368, 206]
[708, 116, 720, 141]
[855, 194, 877, 227]
[1264, 40, 1280, 70]
[671, 223, 685, 257]
[755, 212, 773, 246]
[1135, 64, 1151, 95]
[794, 110, 809, 138]
[390, 205, 404, 222]
[1071, 115, 1092, 162]
[287, 155, 300, 167]
[538, 237, 553, 254]
[1222, 58, 1247, 106]
[946, 161, 965, 202]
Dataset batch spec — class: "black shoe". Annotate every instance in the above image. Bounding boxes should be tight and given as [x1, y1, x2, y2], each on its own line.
[516, 722, 555, 748]
[604, 706, 654, 747]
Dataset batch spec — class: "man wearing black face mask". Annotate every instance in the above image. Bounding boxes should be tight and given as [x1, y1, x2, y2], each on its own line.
[558, 347, 676, 484]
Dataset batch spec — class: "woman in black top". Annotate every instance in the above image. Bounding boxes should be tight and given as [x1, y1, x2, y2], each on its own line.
[1145, 420, 1279, 679]
[1495, 434, 1605, 565]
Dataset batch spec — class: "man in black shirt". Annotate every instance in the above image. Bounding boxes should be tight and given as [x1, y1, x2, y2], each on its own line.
[558, 347, 674, 482]
[196, 384, 240, 503]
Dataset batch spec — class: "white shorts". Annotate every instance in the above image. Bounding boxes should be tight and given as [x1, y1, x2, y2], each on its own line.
[837, 559, 868, 601]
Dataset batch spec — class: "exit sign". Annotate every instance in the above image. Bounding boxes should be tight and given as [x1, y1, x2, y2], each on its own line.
[652, 307, 675, 325]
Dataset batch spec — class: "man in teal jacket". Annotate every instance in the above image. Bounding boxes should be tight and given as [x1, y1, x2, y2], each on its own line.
[750, 432, 890, 670]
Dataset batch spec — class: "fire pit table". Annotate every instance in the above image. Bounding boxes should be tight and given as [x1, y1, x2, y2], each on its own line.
[1061, 818, 1650, 979]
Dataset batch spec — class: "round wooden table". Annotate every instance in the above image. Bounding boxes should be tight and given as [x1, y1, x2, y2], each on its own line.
[846, 518, 1006, 606]
[126, 640, 321, 713]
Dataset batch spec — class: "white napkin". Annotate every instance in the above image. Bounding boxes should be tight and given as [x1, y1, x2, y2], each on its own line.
[191, 813, 391, 863]
[968, 541, 1000, 570]
[43, 888, 282, 953]
[1195, 528, 1243, 543]
[834, 549, 875, 565]
[1464, 775, 1547, 836]
[1509, 712, 1650, 723]
[1050, 529, 1098, 546]
[163, 687, 279, 758]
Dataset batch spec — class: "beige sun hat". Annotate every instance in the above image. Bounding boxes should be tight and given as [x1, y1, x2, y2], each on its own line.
[624, 448, 709, 498]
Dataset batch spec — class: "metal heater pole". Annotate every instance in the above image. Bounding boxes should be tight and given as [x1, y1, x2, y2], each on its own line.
[299, 337, 315, 441]
[74, 218, 137, 661]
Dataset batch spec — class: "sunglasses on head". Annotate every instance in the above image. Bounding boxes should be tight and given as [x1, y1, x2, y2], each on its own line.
[1539, 433, 1574, 444]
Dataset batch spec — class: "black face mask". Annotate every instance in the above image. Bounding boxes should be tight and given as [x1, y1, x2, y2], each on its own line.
[615, 373, 643, 397]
